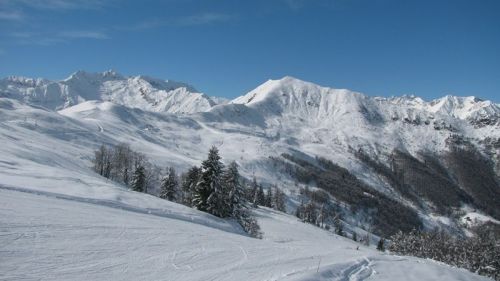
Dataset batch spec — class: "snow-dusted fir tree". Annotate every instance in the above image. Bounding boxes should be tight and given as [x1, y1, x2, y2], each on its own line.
[264, 188, 273, 208]
[248, 177, 259, 205]
[131, 165, 146, 192]
[160, 167, 178, 201]
[296, 200, 305, 219]
[334, 214, 345, 236]
[181, 166, 200, 207]
[303, 201, 317, 224]
[254, 185, 266, 207]
[223, 161, 245, 217]
[377, 238, 385, 251]
[317, 203, 326, 228]
[273, 187, 287, 212]
[193, 146, 224, 215]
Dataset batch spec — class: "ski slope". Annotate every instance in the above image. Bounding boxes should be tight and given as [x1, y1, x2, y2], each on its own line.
[0, 187, 489, 281]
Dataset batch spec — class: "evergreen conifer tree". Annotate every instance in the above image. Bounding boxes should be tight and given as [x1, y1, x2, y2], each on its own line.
[377, 238, 385, 251]
[193, 146, 224, 215]
[249, 177, 259, 206]
[303, 201, 317, 224]
[181, 166, 200, 206]
[273, 187, 287, 212]
[160, 167, 178, 201]
[334, 214, 345, 236]
[255, 185, 266, 206]
[265, 188, 273, 208]
[223, 161, 245, 217]
[131, 165, 146, 192]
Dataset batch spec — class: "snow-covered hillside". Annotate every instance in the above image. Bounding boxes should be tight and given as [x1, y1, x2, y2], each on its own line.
[0, 186, 490, 281]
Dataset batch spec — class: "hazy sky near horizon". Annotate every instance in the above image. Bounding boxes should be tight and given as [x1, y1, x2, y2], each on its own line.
[0, 0, 499, 101]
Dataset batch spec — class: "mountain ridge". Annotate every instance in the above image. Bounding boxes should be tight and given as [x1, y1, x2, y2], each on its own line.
[2, 71, 499, 121]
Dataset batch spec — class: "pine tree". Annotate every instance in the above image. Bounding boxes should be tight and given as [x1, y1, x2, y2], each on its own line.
[264, 187, 273, 208]
[181, 166, 200, 206]
[131, 165, 146, 192]
[273, 187, 287, 212]
[193, 146, 224, 215]
[377, 238, 385, 251]
[317, 204, 326, 228]
[296, 200, 305, 219]
[249, 177, 259, 207]
[160, 167, 178, 201]
[223, 161, 245, 217]
[236, 209, 262, 239]
[352, 232, 358, 242]
[363, 233, 371, 246]
[334, 214, 344, 236]
[303, 201, 317, 224]
[254, 185, 266, 206]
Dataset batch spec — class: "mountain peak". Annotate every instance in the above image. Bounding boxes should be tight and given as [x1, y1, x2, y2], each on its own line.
[1, 70, 216, 113]
[65, 70, 124, 82]
[134, 75, 198, 93]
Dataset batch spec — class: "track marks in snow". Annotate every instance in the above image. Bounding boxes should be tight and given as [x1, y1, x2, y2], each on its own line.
[285, 257, 375, 281]
[340, 258, 374, 281]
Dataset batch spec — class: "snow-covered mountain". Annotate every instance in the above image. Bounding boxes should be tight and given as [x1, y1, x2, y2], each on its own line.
[233, 76, 499, 128]
[0, 70, 218, 113]
[1, 71, 499, 280]
[1, 72, 499, 235]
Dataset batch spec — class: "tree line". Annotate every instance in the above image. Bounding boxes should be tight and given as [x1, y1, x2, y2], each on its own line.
[389, 224, 500, 280]
[92, 144, 289, 238]
[294, 185, 382, 249]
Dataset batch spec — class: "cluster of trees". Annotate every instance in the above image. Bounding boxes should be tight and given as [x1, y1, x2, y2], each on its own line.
[356, 145, 500, 223]
[93, 143, 160, 193]
[269, 153, 422, 237]
[244, 178, 287, 212]
[389, 225, 500, 280]
[92, 144, 290, 239]
[293, 186, 382, 249]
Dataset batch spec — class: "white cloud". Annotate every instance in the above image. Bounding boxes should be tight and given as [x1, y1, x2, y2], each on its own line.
[7, 30, 109, 46]
[1, 0, 110, 11]
[59, 31, 109, 39]
[125, 13, 236, 31]
[0, 10, 24, 21]
[176, 13, 236, 26]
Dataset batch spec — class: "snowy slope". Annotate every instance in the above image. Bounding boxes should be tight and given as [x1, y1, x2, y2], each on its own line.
[0, 187, 490, 281]
[0, 70, 217, 113]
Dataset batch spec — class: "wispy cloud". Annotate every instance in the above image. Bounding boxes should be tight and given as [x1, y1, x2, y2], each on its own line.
[282, 0, 307, 10]
[279, 0, 336, 11]
[7, 30, 109, 46]
[177, 13, 236, 26]
[0, 10, 24, 21]
[0, 0, 110, 11]
[125, 12, 236, 31]
[59, 31, 109, 39]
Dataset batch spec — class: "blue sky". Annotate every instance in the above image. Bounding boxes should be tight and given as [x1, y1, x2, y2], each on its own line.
[0, 0, 499, 102]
